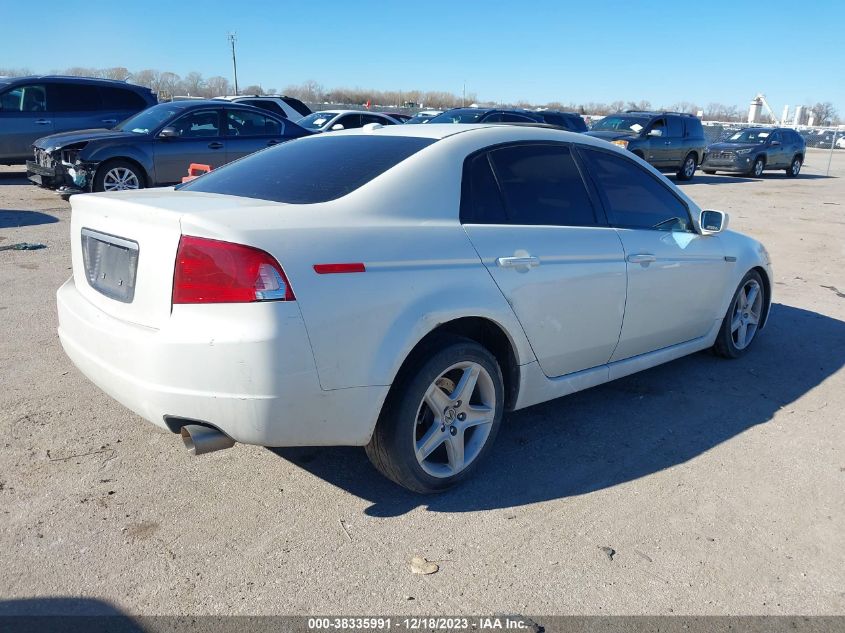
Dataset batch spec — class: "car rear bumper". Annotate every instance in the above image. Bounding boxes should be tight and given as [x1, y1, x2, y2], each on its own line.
[57, 277, 387, 446]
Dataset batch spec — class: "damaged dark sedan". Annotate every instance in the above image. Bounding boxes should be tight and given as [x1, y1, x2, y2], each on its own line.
[26, 100, 311, 194]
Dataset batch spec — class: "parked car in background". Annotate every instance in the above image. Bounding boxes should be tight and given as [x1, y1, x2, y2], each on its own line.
[27, 100, 310, 194]
[215, 94, 311, 120]
[57, 124, 772, 492]
[383, 112, 412, 122]
[586, 111, 706, 181]
[296, 110, 401, 132]
[429, 108, 587, 132]
[701, 127, 805, 177]
[0, 76, 156, 164]
[404, 110, 443, 124]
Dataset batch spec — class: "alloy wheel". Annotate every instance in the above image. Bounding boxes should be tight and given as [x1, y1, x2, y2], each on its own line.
[730, 279, 763, 350]
[413, 361, 496, 478]
[683, 156, 695, 178]
[791, 159, 801, 176]
[103, 167, 140, 191]
[753, 159, 764, 177]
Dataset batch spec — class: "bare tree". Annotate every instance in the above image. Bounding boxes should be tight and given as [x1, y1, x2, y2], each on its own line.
[810, 102, 838, 126]
[131, 69, 162, 94]
[101, 67, 131, 81]
[204, 76, 231, 97]
[241, 84, 264, 96]
[181, 71, 205, 97]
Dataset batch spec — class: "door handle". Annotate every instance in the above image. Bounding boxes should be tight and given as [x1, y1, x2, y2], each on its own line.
[627, 253, 657, 264]
[35, 119, 51, 125]
[101, 119, 117, 125]
[497, 256, 540, 268]
[208, 142, 224, 149]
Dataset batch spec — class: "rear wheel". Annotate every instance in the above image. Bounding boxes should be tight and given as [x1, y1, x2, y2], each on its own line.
[94, 159, 145, 193]
[365, 336, 504, 493]
[750, 156, 765, 177]
[676, 153, 697, 181]
[714, 270, 765, 359]
[786, 156, 802, 177]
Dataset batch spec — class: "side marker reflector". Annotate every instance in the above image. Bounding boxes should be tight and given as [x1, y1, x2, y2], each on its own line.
[314, 263, 366, 274]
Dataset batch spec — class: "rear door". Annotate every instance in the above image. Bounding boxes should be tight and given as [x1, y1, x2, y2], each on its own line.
[0, 83, 52, 161]
[461, 143, 627, 378]
[225, 108, 286, 162]
[580, 147, 728, 360]
[48, 83, 108, 134]
[665, 116, 686, 165]
[153, 108, 224, 184]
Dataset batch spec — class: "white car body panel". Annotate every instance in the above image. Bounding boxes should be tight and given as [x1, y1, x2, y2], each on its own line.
[57, 124, 772, 448]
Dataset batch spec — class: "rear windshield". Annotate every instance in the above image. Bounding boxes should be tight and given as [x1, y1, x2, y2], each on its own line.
[177, 134, 436, 204]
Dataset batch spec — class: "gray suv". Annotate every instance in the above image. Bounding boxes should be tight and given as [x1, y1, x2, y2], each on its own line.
[586, 111, 706, 181]
[0, 76, 157, 164]
[701, 127, 805, 177]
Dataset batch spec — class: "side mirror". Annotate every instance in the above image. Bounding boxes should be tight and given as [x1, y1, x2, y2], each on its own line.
[158, 126, 178, 139]
[770, 140, 781, 147]
[331, 123, 344, 131]
[700, 209, 729, 235]
[647, 128, 663, 137]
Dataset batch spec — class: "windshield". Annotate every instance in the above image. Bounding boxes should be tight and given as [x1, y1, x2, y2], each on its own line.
[428, 109, 486, 124]
[297, 112, 338, 130]
[405, 113, 438, 124]
[115, 103, 186, 134]
[725, 129, 773, 144]
[591, 116, 649, 133]
[177, 135, 436, 204]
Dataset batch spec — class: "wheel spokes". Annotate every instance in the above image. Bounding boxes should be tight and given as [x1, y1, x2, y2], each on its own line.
[424, 383, 451, 416]
[458, 404, 493, 430]
[416, 423, 446, 461]
[451, 364, 480, 404]
[445, 433, 465, 472]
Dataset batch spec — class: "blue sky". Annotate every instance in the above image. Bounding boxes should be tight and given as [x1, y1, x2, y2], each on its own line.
[2, 0, 843, 112]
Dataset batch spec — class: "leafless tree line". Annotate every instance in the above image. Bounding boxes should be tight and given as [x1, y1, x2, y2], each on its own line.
[0, 66, 838, 124]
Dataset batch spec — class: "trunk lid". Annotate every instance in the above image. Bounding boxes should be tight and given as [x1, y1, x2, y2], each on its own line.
[69, 189, 266, 329]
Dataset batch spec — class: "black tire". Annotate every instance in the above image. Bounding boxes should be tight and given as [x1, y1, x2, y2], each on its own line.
[786, 155, 802, 178]
[675, 152, 697, 181]
[714, 270, 766, 359]
[93, 159, 145, 193]
[365, 335, 504, 493]
[703, 169, 716, 175]
[750, 156, 765, 177]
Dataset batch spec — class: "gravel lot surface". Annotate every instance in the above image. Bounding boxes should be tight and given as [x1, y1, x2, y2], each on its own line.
[1, 149, 843, 617]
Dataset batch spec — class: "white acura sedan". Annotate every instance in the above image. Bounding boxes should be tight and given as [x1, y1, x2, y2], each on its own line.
[57, 124, 772, 493]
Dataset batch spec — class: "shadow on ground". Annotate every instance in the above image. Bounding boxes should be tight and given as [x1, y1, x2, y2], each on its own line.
[271, 304, 845, 516]
[0, 170, 30, 186]
[0, 597, 144, 632]
[0, 210, 59, 229]
[676, 173, 831, 186]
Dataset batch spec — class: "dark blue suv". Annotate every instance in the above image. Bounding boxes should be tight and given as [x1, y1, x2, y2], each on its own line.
[0, 76, 157, 164]
[429, 108, 588, 132]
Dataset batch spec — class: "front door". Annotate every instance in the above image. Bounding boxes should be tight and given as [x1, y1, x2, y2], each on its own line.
[0, 83, 51, 162]
[580, 147, 729, 360]
[642, 117, 671, 167]
[154, 109, 224, 184]
[461, 143, 627, 378]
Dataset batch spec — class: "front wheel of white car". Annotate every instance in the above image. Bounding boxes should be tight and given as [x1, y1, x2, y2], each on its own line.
[366, 336, 504, 493]
[714, 270, 766, 359]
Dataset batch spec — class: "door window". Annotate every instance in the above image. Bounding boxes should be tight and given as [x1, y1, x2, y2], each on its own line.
[362, 113, 391, 126]
[487, 144, 597, 226]
[171, 110, 220, 137]
[227, 109, 282, 136]
[769, 131, 782, 144]
[0, 84, 47, 111]
[49, 84, 102, 111]
[336, 114, 362, 129]
[666, 116, 684, 138]
[460, 153, 507, 224]
[646, 117, 666, 137]
[242, 99, 286, 117]
[582, 148, 692, 232]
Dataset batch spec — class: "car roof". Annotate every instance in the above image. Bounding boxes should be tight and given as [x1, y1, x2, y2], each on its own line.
[0, 75, 152, 91]
[328, 122, 610, 145]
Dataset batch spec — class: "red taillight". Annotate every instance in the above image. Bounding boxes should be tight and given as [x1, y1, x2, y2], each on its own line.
[173, 236, 295, 304]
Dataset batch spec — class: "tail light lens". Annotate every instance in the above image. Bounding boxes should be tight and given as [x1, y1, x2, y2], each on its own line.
[173, 236, 295, 304]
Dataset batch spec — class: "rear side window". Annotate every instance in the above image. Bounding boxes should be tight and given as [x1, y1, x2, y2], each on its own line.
[177, 135, 436, 204]
[460, 153, 507, 224]
[243, 99, 286, 117]
[49, 83, 101, 111]
[227, 109, 282, 136]
[487, 144, 597, 226]
[582, 148, 692, 232]
[99, 87, 148, 110]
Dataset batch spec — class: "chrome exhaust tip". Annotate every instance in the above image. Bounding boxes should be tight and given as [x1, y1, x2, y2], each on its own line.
[180, 424, 235, 456]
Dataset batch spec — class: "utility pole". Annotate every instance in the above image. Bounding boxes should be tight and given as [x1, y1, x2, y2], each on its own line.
[462, 81, 466, 107]
[228, 32, 239, 95]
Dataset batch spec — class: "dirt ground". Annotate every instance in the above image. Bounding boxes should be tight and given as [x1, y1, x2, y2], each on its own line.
[0, 149, 843, 617]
